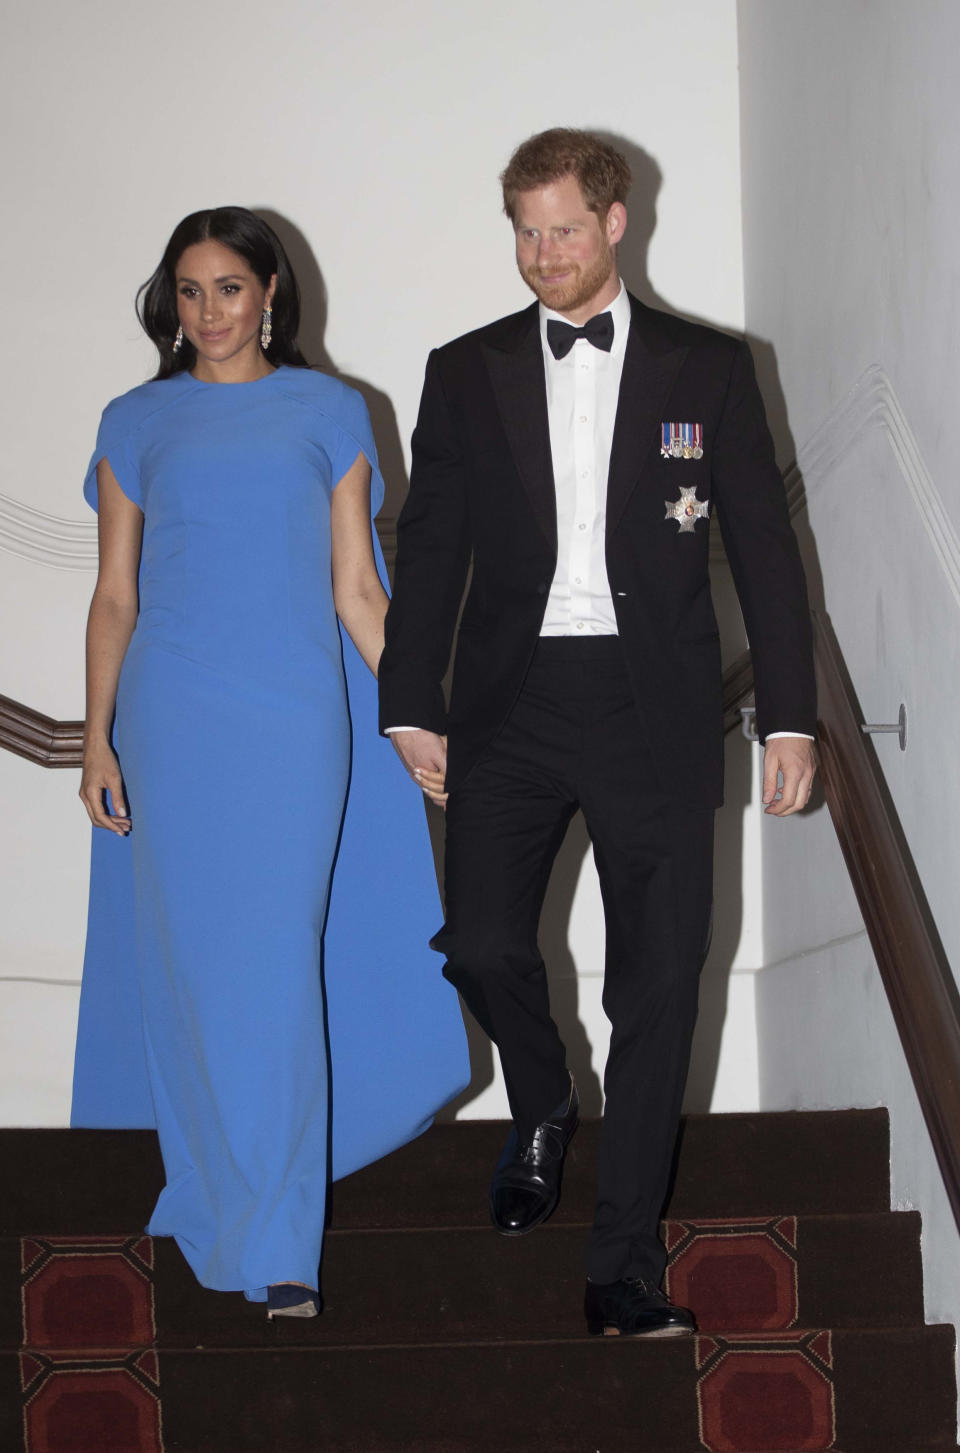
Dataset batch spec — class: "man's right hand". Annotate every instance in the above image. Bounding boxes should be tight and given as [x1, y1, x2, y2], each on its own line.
[389, 729, 448, 808]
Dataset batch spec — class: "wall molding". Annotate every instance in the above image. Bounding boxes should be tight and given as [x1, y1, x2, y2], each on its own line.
[0, 976, 82, 987]
[784, 365, 960, 612]
[709, 364, 957, 596]
[753, 927, 870, 978]
[0, 493, 98, 571]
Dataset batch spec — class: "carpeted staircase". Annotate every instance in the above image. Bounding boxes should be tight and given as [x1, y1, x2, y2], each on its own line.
[2, 1110, 957, 1452]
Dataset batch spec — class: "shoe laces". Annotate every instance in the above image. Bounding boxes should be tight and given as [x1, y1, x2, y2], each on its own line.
[623, 1276, 665, 1301]
[523, 1122, 566, 1162]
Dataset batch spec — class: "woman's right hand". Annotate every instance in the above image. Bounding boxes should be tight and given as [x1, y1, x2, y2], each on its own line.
[79, 739, 131, 835]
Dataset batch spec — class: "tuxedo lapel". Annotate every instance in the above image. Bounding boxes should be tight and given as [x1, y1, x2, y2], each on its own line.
[607, 298, 688, 535]
[481, 307, 557, 552]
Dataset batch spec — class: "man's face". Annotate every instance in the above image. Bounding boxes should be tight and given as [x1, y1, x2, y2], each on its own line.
[513, 174, 626, 320]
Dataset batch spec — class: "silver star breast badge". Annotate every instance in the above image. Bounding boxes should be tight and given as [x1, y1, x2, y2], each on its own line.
[665, 486, 710, 533]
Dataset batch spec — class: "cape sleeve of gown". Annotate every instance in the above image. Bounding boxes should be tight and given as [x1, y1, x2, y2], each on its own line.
[82, 380, 179, 512]
[282, 372, 471, 1175]
[71, 382, 162, 1127]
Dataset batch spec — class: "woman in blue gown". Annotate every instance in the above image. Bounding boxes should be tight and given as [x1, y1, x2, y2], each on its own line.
[74, 207, 468, 1318]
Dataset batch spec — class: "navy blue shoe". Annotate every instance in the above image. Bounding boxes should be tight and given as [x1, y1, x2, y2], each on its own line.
[266, 1283, 321, 1319]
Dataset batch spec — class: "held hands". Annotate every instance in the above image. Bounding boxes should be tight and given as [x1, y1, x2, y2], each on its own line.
[762, 736, 817, 816]
[390, 729, 448, 808]
[79, 739, 131, 835]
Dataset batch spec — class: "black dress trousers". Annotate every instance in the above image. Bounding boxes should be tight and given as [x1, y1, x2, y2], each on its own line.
[436, 636, 715, 1285]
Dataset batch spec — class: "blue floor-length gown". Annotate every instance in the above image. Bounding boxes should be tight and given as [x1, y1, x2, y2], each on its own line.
[71, 365, 468, 1300]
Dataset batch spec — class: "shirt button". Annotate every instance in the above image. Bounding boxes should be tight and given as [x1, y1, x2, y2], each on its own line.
[574, 576, 582, 585]
[579, 415, 588, 423]
[576, 621, 584, 630]
[578, 523, 587, 531]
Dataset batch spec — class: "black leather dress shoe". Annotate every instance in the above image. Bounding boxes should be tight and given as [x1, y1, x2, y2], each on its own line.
[584, 1277, 695, 1338]
[489, 1080, 579, 1236]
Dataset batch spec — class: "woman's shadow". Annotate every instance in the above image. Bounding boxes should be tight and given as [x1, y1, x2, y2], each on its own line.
[257, 209, 410, 528]
[257, 208, 500, 1112]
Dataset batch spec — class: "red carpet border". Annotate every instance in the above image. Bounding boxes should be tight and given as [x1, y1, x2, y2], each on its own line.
[21, 1236, 157, 1352]
[666, 1216, 800, 1332]
[696, 1329, 835, 1452]
[19, 1236, 164, 1453]
[20, 1349, 163, 1453]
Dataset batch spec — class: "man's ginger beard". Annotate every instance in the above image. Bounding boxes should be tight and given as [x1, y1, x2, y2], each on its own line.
[518, 234, 617, 315]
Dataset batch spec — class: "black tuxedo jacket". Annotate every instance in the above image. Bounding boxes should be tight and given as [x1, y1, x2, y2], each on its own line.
[379, 294, 816, 806]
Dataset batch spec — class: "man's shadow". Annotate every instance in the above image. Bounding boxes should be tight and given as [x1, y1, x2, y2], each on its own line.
[593, 134, 827, 1109]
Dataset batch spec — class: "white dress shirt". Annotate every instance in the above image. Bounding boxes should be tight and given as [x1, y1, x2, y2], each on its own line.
[538, 280, 631, 636]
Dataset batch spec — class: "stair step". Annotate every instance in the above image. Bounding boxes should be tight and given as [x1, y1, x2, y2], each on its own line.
[3, 1212, 922, 1353]
[333, 1111, 893, 1227]
[3, 1326, 953, 1452]
[1, 1109, 891, 1235]
[2, 1110, 948, 1453]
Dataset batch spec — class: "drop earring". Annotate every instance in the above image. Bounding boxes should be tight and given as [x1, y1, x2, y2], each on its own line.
[260, 308, 272, 351]
[172, 326, 183, 354]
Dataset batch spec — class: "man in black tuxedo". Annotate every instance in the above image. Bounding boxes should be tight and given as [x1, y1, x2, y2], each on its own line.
[379, 129, 817, 1337]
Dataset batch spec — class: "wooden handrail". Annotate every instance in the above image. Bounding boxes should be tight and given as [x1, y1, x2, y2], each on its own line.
[0, 695, 83, 768]
[812, 610, 960, 1233]
[721, 610, 960, 1235]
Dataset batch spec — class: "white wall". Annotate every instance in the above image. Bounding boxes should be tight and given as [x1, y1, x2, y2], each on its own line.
[738, 0, 960, 1342]
[0, 0, 751, 1124]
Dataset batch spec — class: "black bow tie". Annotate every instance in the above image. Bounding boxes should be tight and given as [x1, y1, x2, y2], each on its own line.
[546, 312, 614, 360]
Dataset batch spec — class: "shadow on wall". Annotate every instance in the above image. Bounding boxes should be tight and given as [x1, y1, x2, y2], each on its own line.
[255, 207, 497, 1104]
[255, 121, 808, 1119]
[256, 208, 411, 525]
[598, 133, 831, 1107]
[685, 731, 749, 1110]
[597, 134, 829, 624]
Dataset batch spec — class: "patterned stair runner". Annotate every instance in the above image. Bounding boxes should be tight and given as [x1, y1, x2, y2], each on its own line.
[1, 1112, 956, 1452]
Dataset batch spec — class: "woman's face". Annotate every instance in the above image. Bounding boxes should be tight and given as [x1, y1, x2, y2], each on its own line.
[175, 239, 276, 376]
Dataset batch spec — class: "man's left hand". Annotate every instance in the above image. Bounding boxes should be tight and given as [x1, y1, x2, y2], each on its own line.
[762, 736, 817, 816]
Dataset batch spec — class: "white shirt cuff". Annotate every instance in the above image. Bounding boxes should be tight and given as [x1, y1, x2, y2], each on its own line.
[765, 731, 815, 741]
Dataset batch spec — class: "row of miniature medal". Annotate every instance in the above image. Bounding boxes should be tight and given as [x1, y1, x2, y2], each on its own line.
[661, 422, 703, 460]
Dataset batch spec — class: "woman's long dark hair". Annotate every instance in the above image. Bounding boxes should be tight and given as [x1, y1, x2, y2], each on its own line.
[137, 207, 309, 379]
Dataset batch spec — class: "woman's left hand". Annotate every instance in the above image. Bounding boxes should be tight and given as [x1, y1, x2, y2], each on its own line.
[414, 766, 447, 809]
